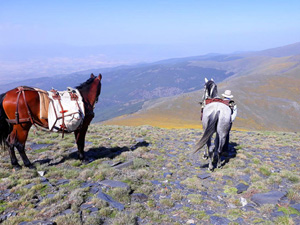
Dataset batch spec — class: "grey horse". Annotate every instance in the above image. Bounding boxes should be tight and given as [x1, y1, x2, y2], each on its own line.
[194, 78, 232, 171]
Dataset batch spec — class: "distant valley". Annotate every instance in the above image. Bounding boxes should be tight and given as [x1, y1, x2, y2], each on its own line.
[1, 42, 300, 132]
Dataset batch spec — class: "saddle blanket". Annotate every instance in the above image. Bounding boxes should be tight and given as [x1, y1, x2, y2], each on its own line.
[205, 98, 229, 106]
[35, 88, 50, 120]
[48, 88, 85, 132]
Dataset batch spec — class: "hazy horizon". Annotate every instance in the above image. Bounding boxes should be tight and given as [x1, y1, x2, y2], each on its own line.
[1, 0, 300, 82]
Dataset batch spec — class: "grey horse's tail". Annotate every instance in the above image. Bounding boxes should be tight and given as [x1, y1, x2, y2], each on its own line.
[194, 111, 220, 153]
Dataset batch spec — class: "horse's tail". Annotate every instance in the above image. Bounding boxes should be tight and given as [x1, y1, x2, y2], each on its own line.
[194, 111, 220, 153]
[0, 93, 10, 148]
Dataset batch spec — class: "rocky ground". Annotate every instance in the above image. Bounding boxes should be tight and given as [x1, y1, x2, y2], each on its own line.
[0, 125, 300, 225]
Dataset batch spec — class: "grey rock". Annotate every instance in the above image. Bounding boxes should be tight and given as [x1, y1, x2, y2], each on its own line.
[99, 180, 129, 189]
[90, 186, 100, 194]
[251, 191, 286, 206]
[80, 203, 93, 210]
[46, 194, 55, 198]
[97, 191, 124, 211]
[151, 180, 161, 186]
[0, 212, 17, 223]
[198, 173, 211, 179]
[236, 183, 249, 194]
[19, 221, 55, 225]
[271, 210, 285, 217]
[113, 160, 134, 170]
[131, 193, 148, 203]
[62, 209, 72, 215]
[222, 175, 233, 180]
[235, 217, 246, 224]
[89, 207, 99, 212]
[56, 179, 69, 186]
[163, 172, 173, 178]
[291, 203, 300, 212]
[23, 183, 36, 189]
[242, 203, 260, 212]
[210, 216, 230, 225]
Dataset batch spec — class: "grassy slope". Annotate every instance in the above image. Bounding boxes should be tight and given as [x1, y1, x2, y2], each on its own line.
[104, 55, 300, 132]
[0, 125, 299, 224]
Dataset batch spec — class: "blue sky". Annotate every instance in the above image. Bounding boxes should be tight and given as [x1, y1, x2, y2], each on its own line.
[1, 0, 299, 52]
[0, 0, 300, 80]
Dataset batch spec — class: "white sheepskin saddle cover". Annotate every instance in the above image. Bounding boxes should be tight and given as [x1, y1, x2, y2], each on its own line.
[48, 88, 85, 132]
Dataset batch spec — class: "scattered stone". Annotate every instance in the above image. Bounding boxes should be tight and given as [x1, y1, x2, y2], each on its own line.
[90, 186, 100, 194]
[80, 203, 93, 210]
[56, 179, 69, 186]
[47, 194, 55, 199]
[135, 138, 145, 143]
[242, 203, 260, 212]
[99, 180, 130, 190]
[163, 172, 173, 178]
[210, 216, 230, 225]
[251, 191, 286, 206]
[89, 207, 99, 212]
[271, 168, 280, 173]
[271, 210, 285, 217]
[236, 183, 249, 194]
[234, 217, 246, 224]
[97, 191, 124, 211]
[0, 212, 17, 223]
[23, 183, 35, 189]
[131, 193, 148, 203]
[205, 210, 215, 215]
[198, 173, 211, 179]
[113, 160, 134, 170]
[38, 171, 45, 176]
[239, 175, 251, 183]
[151, 180, 161, 186]
[291, 203, 300, 212]
[240, 197, 247, 207]
[62, 209, 72, 215]
[19, 221, 55, 225]
[222, 175, 233, 180]
[30, 143, 52, 151]
[187, 219, 195, 224]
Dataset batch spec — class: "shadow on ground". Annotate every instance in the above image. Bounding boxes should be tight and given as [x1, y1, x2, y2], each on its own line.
[34, 141, 150, 166]
[199, 141, 239, 169]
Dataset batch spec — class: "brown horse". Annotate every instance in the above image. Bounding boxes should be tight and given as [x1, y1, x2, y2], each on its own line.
[0, 73, 102, 169]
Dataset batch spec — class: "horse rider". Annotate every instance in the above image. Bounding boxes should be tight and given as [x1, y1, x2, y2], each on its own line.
[221, 90, 237, 153]
[222, 90, 237, 122]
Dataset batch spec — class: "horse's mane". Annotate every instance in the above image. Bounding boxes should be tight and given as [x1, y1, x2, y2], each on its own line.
[206, 80, 218, 98]
[75, 76, 96, 90]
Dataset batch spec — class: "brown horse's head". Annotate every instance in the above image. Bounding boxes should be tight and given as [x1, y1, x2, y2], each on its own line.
[76, 73, 102, 111]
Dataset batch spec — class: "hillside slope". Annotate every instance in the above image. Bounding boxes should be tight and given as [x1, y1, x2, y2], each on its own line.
[104, 53, 300, 132]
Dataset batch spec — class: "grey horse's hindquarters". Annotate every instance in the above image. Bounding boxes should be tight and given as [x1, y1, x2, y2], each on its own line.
[194, 111, 220, 153]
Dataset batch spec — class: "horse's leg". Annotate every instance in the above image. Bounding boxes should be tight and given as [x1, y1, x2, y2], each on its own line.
[207, 135, 215, 171]
[8, 124, 33, 168]
[216, 134, 227, 169]
[203, 137, 210, 160]
[74, 125, 89, 160]
[6, 125, 21, 168]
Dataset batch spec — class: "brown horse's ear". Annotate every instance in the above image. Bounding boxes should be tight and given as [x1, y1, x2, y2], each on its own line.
[90, 73, 95, 78]
[98, 74, 102, 80]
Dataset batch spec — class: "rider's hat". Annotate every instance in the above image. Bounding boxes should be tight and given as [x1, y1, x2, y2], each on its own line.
[222, 90, 233, 98]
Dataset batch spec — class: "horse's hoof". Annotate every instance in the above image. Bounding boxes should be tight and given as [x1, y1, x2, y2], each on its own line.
[25, 164, 36, 170]
[12, 164, 22, 171]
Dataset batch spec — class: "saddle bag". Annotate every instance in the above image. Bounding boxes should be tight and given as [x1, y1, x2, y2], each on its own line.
[48, 88, 85, 132]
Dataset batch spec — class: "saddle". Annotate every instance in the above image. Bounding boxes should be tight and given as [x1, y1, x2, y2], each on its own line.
[200, 98, 236, 121]
[48, 88, 85, 133]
